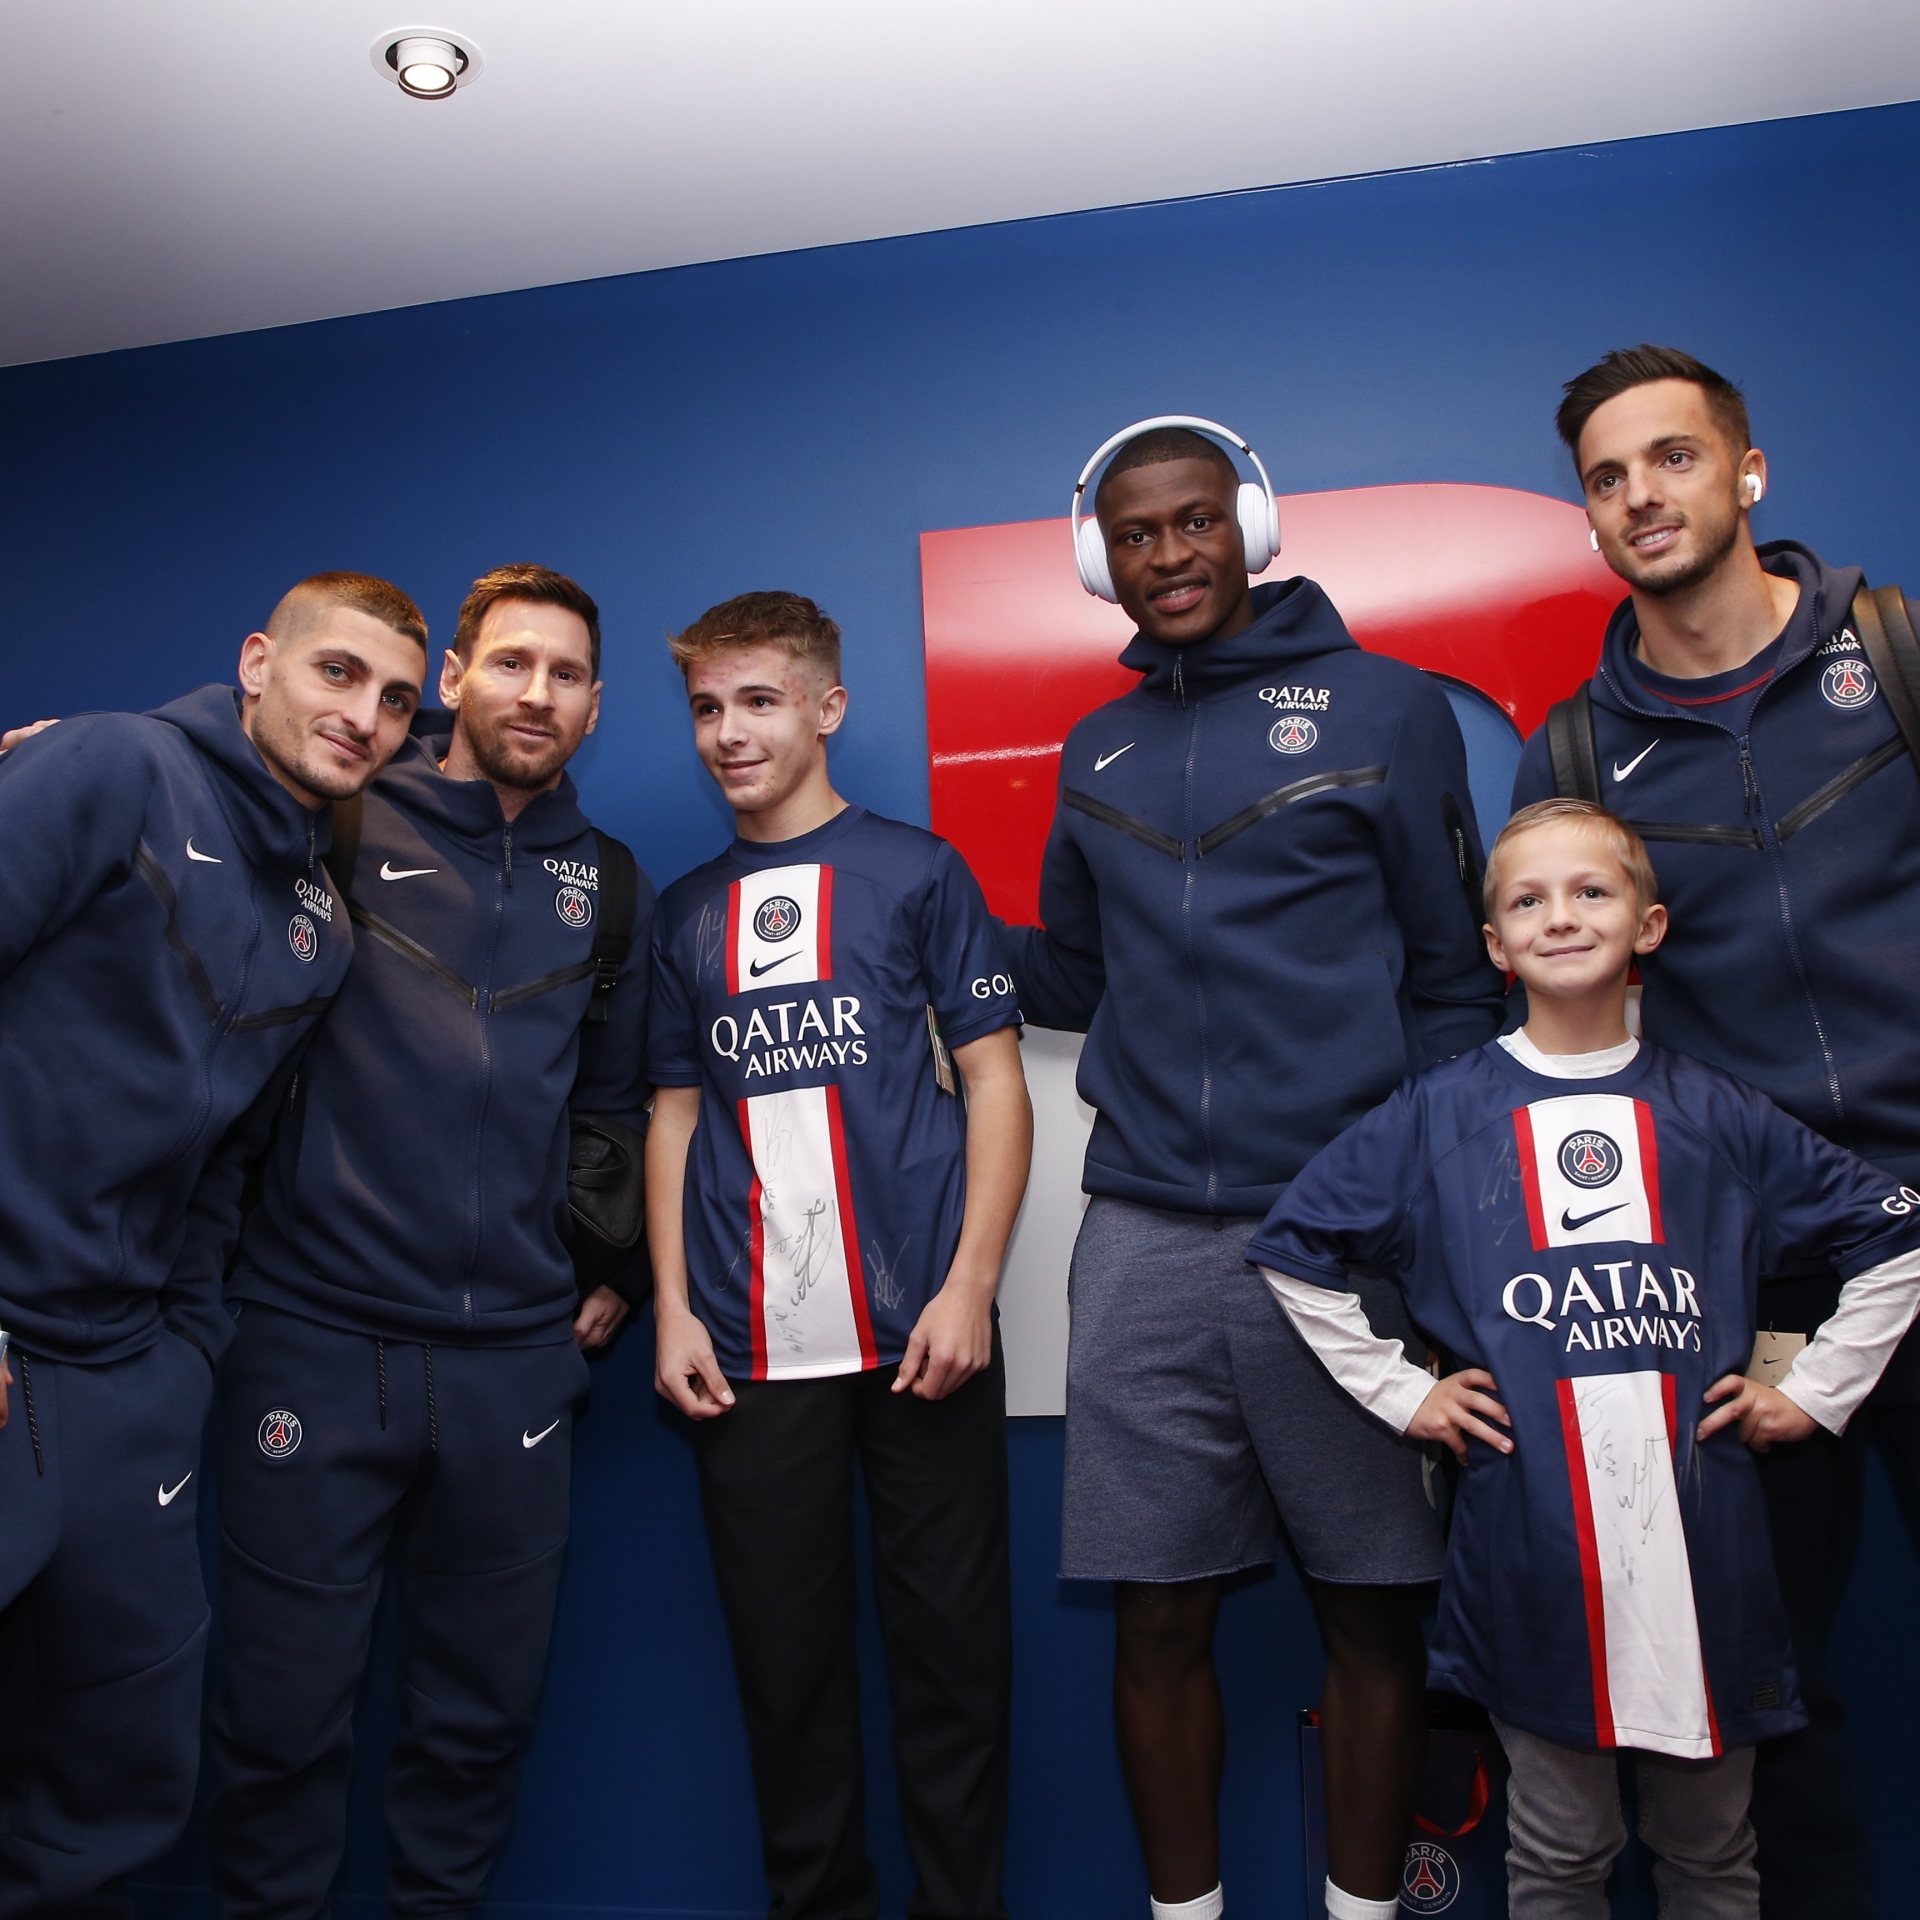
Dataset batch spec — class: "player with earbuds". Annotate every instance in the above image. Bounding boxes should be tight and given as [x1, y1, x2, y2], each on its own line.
[1003, 419, 1507, 1920]
[1513, 344, 1920, 1919]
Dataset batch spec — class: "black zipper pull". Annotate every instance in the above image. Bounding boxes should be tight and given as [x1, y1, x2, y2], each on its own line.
[307, 817, 316, 876]
[503, 825, 514, 888]
[1174, 652, 1186, 708]
[1738, 741, 1758, 816]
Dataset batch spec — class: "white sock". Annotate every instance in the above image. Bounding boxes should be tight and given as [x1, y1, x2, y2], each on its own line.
[1150, 1887, 1224, 1920]
[1324, 1880, 1399, 1920]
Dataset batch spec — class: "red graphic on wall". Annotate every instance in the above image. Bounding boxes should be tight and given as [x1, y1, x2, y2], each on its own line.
[921, 482, 1621, 922]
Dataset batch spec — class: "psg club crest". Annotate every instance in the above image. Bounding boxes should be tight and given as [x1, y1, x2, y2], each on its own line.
[286, 913, 318, 964]
[258, 1409, 303, 1457]
[554, 883, 594, 929]
[754, 895, 803, 942]
[1401, 1841, 1462, 1912]
[1269, 715, 1319, 755]
[1559, 1129, 1622, 1188]
[1821, 658, 1876, 709]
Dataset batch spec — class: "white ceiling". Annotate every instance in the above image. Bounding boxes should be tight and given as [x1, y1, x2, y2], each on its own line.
[4, 0, 1918, 368]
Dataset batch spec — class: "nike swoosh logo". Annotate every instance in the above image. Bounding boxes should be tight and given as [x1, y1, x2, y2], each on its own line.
[186, 839, 222, 863]
[1094, 744, 1136, 772]
[158, 1474, 193, 1506]
[1612, 742, 1658, 782]
[749, 953, 797, 977]
[1561, 1202, 1627, 1232]
[379, 861, 439, 881]
[522, 1419, 561, 1449]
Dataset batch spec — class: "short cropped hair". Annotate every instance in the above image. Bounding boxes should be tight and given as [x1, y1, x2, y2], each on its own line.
[266, 572, 427, 653]
[1484, 798, 1659, 917]
[1094, 426, 1240, 516]
[668, 590, 842, 685]
[1555, 345, 1751, 466]
[455, 564, 602, 675]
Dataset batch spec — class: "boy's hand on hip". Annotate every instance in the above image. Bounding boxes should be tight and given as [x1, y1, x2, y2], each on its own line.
[894, 1271, 994, 1401]
[1407, 1368, 1513, 1462]
[654, 1306, 735, 1419]
[1698, 1374, 1818, 1451]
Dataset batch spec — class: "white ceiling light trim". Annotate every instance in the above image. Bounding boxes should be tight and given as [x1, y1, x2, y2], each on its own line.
[371, 26, 481, 98]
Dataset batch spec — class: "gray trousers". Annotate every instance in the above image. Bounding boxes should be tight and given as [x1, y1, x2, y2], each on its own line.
[1494, 1719, 1759, 1920]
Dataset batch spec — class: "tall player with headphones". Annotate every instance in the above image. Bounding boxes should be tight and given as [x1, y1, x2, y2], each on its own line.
[1003, 420, 1507, 1920]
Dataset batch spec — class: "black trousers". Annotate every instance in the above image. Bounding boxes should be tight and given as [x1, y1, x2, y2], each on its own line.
[1752, 1403, 1920, 1920]
[693, 1339, 1013, 1920]
[207, 1305, 588, 1920]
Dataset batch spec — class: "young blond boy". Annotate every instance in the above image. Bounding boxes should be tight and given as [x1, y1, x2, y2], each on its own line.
[1244, 798, 1920, 1918]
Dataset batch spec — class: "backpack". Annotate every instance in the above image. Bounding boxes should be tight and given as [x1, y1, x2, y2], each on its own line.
[327, 795, 650, 1301]
[1545, 583, 1920, 803]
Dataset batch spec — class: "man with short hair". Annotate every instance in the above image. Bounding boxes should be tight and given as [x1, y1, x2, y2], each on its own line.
[203, 563, 654, 1920]
[1004, 424, 1507, 1920]
[1513, 343, 1920, 1917]
[648, 590, 1031, 1920]
[0, 573, 427, 1915]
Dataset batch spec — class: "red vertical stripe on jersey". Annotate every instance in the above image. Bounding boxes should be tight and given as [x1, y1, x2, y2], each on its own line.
[815, 865, 835, 981]
[725, 881, 743, 997]
[1634, 1100, 1665, 1244]
[1661, 1372, 1724, 1755]
[824, 1083, 877, 1367]
[738, 1098, 768, 1380]
[1556, 1377, 1617, 1748]
[1513, 1107, 1548, 1250]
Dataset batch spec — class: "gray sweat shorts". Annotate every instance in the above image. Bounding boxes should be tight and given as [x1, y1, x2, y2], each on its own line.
[1059, 1195, 1445, 1585]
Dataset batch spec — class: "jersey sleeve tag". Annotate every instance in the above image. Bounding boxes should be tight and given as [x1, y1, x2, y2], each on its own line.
[1746, 1330, 1808, 1387]
[926, 1005, 958, 1097]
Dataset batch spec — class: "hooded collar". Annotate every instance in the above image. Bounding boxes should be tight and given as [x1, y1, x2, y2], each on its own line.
[1117, 578, 1359, 702]
[1592, 542, 1864, 721]
[378, 707, 592, 854]
[146, 684, 328, 873]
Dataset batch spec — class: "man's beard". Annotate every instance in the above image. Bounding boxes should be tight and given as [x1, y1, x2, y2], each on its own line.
[249, 711, 368, 803]
[1619, 500, 1741, 599]
[464, 709, 575, 791]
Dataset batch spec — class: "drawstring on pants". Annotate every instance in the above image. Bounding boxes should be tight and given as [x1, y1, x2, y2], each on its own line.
[376, 1338, 388, 1430]
[423, 1343, 439, 1454]
[17, 1351, 45, 1477]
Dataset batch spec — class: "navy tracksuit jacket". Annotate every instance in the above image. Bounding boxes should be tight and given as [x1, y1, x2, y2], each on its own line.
[196, 714, 655, 1920]
[0, 686, 349, 1915]
[1512, 544, 1920, 1197]
[1004, 578, 1508, 1216]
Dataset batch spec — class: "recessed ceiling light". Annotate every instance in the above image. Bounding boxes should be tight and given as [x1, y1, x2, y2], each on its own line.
[371, 27, 482, 100]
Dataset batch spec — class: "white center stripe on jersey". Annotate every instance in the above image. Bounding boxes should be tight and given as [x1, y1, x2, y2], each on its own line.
[1513, 1094, 1664, 1250]
[740, 1084, 874, 1379]
[728, 864, 832, 993]
[1557, 1370, 1717, 1757]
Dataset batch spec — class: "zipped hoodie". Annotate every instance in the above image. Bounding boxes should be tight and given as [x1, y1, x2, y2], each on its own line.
[0, 686, 347, 1366]
[1513, 542, 1920, 1191]
[1004, 578, 1507, 1215]
[221, 714, 654, 1344]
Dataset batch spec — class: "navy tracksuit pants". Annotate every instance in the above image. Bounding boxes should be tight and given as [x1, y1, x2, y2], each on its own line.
[0, 1334, 214, 1919]
[206, 1305, 588, 1920]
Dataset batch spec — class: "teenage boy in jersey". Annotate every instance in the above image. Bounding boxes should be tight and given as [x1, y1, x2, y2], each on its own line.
[1001, 425, 1506, 1920]
[1511, 345, 1920, 1916]
[201, 565, 653, 1920]
[648, 591, 1032, 1920]
[1252, 799, 1920, 1919]
[0, 573, 427, 1916]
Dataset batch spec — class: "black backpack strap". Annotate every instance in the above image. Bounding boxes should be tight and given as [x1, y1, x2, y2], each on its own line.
[584, 829, 638, 1027]
[326, 793, 364, 899]
[1544, 682, 1603, 803]
[1853, 583, 1920, 769]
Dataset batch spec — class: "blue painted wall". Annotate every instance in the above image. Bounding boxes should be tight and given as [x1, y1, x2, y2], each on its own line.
[4, 98, 1919, 1920]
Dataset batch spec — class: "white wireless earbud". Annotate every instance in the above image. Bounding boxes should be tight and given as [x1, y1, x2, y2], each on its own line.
[1745, 474, 1764, 503]
[1589, 528, 1600, 552]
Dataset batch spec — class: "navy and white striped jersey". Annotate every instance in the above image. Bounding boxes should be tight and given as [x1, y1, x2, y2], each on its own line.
[649, 806, 1020, 1380]
[1247, 1040, 1920, 1755]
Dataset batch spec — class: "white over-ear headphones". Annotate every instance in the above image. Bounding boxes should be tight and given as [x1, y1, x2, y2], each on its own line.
[1071, 415, 1281, 603]
[1745, 474, 1764, 503]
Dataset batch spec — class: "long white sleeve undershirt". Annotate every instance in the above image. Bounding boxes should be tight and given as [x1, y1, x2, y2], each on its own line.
[1264, 1031, 1920, 1436]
